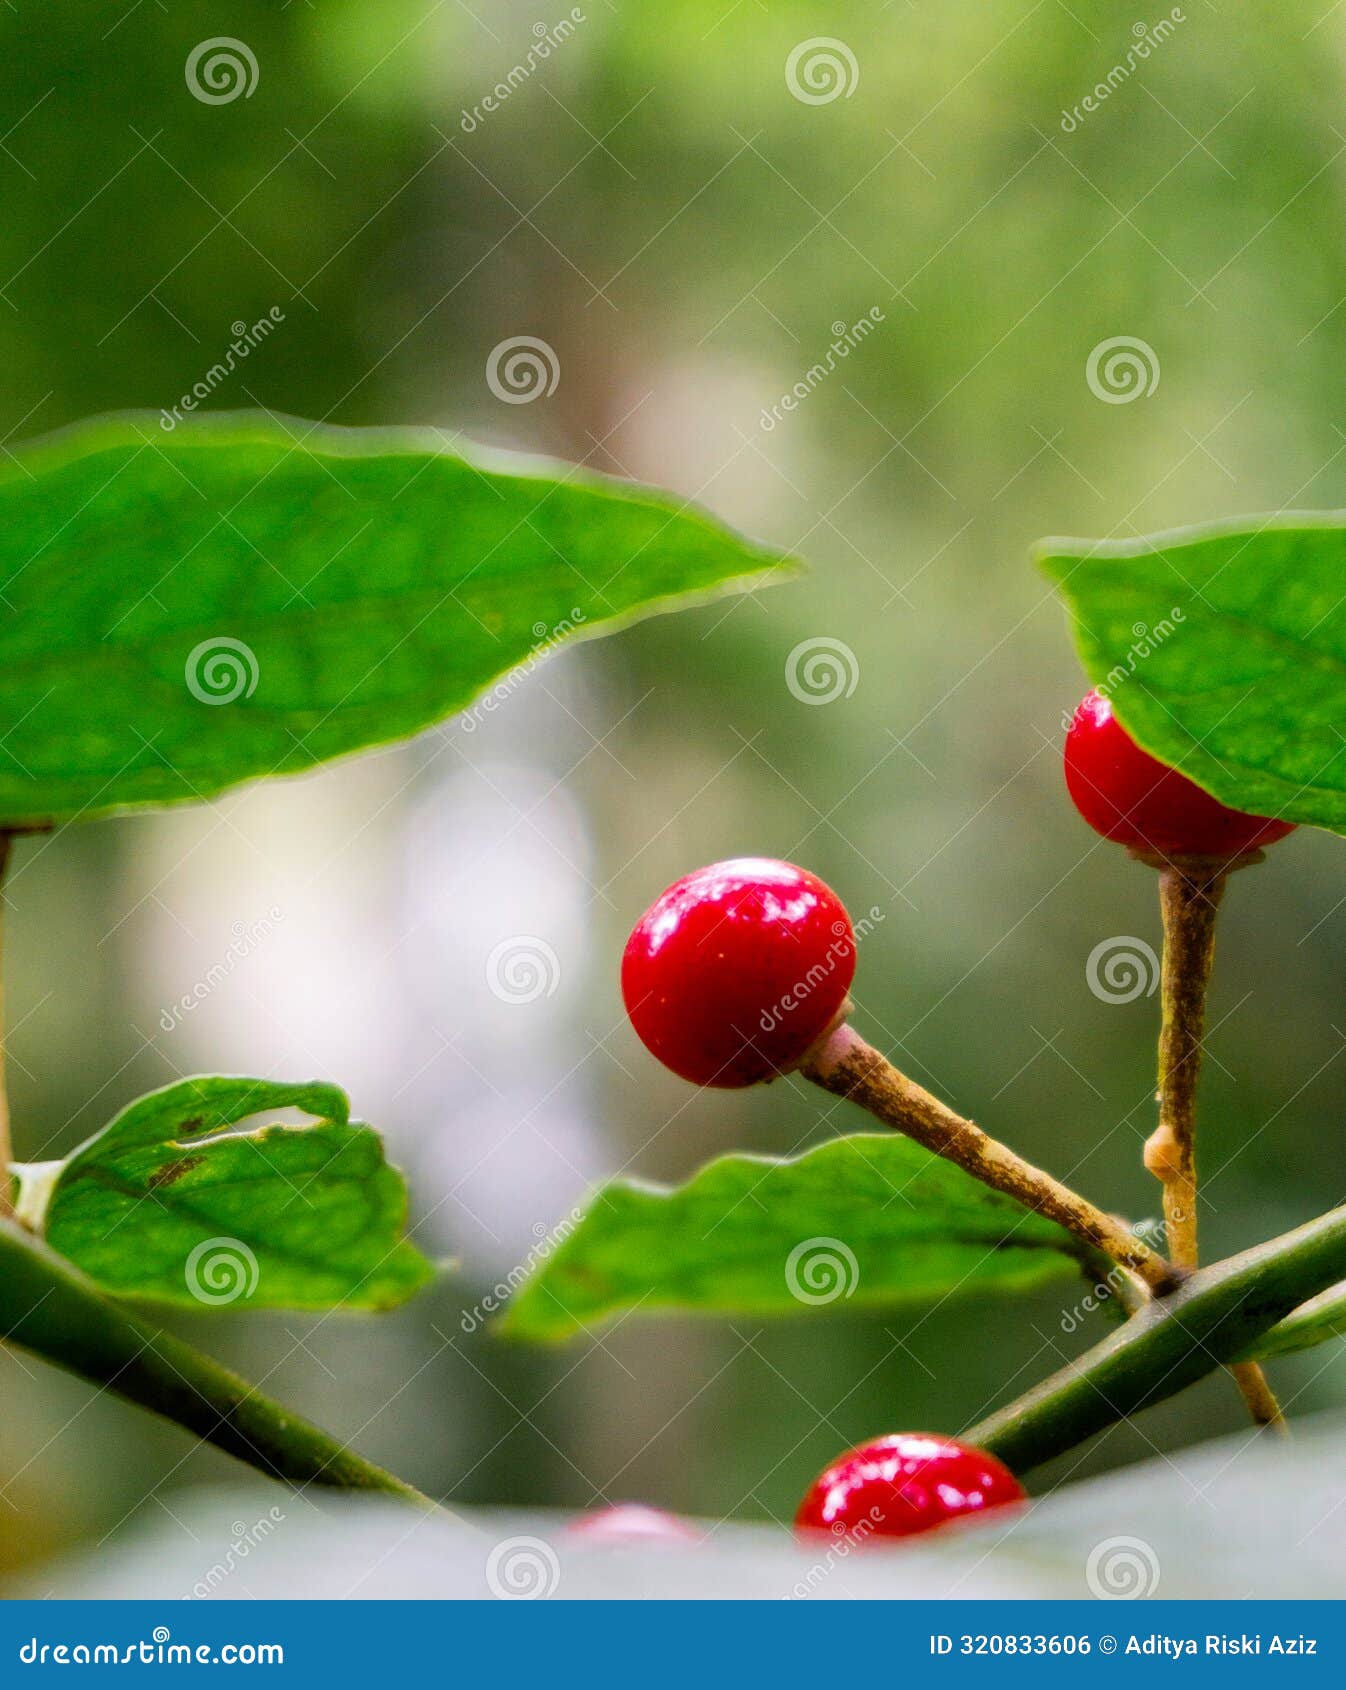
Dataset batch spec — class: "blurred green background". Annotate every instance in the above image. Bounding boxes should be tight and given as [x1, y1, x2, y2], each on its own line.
[4, 0, 1346, 1577]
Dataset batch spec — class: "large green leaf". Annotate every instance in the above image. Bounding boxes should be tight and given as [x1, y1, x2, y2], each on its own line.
[1038, 515, 1346, 833]
[20, 1076, 433, 1311]
[500, 1133, 1087, 1343]
[0, 412, 789, 823]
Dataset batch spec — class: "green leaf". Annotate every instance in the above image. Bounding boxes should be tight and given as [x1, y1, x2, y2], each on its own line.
[1037, 514, 1346, 833]
[30, 1076, 434, 1311]
[0, 411, 790, 824]
[0, 1217, 429, 1501]
[1242, 1279, 1346, 1360]
[499, 1133, 1087, 1343]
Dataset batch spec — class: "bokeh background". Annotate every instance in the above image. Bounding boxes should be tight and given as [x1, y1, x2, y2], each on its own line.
[4, 0, 1346, 1579]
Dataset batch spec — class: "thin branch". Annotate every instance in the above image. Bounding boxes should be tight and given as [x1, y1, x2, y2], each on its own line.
[802, 1023, 1180, 1295]
[965, 1202, 1346, 1473]
[1, 1217, 434, 1502]
[1144, 858, 1287, 1432]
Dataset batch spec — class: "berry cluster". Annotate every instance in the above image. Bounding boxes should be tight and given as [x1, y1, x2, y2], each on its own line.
[610, 692, 1294, 1541]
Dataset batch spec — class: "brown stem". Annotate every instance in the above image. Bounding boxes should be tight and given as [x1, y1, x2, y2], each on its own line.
[801, 1022, 1181, 1295]
[1147, 861, 1225, 1267]
[0, 832, 13, 1220]
[1228, 1360, 1285, 1427]
[1143, 853, 1287, 1433]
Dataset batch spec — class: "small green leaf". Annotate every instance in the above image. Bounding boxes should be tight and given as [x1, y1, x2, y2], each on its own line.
[0, 412, 790, 824]
[1038, 515, 1346, 833]
[500, 1133, 1085, 1343]
[38, 1076, 434, 1311]
[1241, 1280, 1346, 1360]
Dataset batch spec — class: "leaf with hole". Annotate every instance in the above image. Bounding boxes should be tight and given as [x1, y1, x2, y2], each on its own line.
[18, 1076, 434, 1311]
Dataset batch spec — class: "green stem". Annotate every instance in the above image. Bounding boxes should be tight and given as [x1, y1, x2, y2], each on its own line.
[0, 832, 14, 1219]
[964, 1202, 1346, 1474]
[0, 1218, 433, 1504]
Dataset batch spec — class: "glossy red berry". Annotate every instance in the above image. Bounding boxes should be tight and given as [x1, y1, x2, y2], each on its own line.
[1064, 690, 1294, 859]
[796, 1433, 1025, 1540]
[566, 1504, 698, 1544]
[621, 858, 855, 1088]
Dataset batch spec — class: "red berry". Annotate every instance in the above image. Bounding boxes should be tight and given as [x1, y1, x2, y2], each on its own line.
[796, 1433, 1025, 1541]
[621, 858, 855, 1088]
[566, 1504, 698, 1544]
[1063, 690, 1295, 859]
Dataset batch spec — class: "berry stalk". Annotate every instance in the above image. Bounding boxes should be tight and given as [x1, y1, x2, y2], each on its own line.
[1145, 860, 1224, 1267]
[801, 1022, 1179, 1294]
[1143, 856, 1287, 1431]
